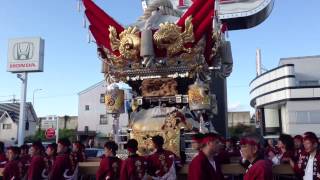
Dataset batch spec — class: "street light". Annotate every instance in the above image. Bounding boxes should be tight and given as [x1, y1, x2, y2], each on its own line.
[32, 89, 42, 107]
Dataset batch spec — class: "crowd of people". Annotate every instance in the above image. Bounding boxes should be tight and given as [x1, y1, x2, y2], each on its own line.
[189, 131, 320, 180]
[0, 139, 86, 180]
[0, 131, 319, 180]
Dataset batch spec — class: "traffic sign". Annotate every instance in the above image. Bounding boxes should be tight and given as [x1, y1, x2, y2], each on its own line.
[45, 128, 55, 139]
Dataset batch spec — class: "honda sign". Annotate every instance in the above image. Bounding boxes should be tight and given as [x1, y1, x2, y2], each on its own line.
[7, 37, 44, 72]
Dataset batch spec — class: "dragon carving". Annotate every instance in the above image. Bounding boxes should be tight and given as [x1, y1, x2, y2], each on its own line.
[109, 26, 141, 62]
[153, 16, 194, 57]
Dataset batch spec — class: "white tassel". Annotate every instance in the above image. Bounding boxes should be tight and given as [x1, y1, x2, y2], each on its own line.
[83, 14, 87, 28]
[87, 31, 91, 43]
[77, 0, 81, 12]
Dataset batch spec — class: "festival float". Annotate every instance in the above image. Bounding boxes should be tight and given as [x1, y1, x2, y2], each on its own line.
[79, 0, 274, 157]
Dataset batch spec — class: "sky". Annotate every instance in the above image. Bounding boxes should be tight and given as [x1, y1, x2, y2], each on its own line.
[0, 0, 320, 117]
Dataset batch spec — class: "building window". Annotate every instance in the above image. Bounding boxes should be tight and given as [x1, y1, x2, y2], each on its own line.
[100, 94, 105, 103]
[293, 111, 320, 124]
[25, 121, 29, 131]
[85, 105, 90, 111]
[299, 80, 319, 86]
[3, 124, 12, 130]
[100, 114, 108, 125]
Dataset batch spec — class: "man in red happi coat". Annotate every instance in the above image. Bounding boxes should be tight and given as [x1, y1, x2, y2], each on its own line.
[191, 133, 205, 155]
[0, 141, 7, 168]
[290, 131, 320, 179]
[188, 133, 224, 180]
[147, 135, 181, 179]
[96, 141, 122, 180]
[27, 141, 45, 180]
[2, 146, 21, 180]
[49, 138, 72, 180]
[120, 139, 148, 180]
[293, 135, 304, 161]
[42, 143, 57, 179]
[240, 134, 273, 180]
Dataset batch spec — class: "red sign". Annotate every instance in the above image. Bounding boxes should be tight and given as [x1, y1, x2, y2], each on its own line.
[45, 128, 56, 139]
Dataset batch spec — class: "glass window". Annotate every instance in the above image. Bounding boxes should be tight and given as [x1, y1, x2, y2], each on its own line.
[100, 114, 108, 125]
[293, 111, 320, 124]
[3, 124, 12, 129]
[299, 80, 319, 86]
[100, 94, 105, 103]
[309, 111, 320, 123]
[85, 105, 89, 111]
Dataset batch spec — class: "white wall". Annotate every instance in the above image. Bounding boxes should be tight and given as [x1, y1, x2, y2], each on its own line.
[264, 109, 280, 128]
[280, 56, 320, 83]
[0, 116, 18, 144]
[280, 104, 289, 133]
[286, 100, 320, 136]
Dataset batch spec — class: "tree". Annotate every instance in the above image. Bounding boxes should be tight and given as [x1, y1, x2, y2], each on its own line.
[24, 129, 46, 143]
[59, 129, 76, 142]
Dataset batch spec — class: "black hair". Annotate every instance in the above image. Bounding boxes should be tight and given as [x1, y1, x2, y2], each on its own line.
[7, 146, 20, 155]
[104, 141, 118, 155]
[152, 135, 164, 148]
[20, 144, 29, 151]
[126, 139, 138, 150]
[0, 141, 4, 153]
[279, 134, 294, 152]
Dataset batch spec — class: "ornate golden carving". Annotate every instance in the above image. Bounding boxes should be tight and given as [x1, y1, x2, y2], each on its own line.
[130, 130, 180, 157]
[141, 78, 177, 97]
[109, 26, 141, 62]
[188, 80, 211, 110]
[153, 16, 194, 57]
[162, 110, 192, 130]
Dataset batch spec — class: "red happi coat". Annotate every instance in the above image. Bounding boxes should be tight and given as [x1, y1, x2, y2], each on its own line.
[0, 153, 7, 168]
[2, 160, 21, 180]
[49, 153, 71, 180]
[243, 159, 273, 180]
[27, 155, 45, 180]
[70, 151, 86, 163]
[293, 150, 320, 179]
[294, 147, 304, 162]
[188, 151, 224, 180]
[147, 149, 181, 178]
[120, 154, 148, 180]
[42, 155, 55, 178]
[96, 156, 122, 180]
[20, 154, 31, 165]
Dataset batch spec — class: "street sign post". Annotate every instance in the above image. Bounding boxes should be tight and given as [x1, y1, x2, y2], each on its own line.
[7, 37, 45, 146]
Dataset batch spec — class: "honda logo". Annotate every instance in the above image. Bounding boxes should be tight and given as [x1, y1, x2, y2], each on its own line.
[13, 42, 34, 60]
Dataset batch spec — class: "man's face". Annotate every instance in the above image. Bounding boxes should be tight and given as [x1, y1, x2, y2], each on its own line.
[191, 142, 200, 150]
[277, 140, 285, 150]
[6, 149, 15, 161]
[57, 143, 65, 153]
[46, 147, 54, 156]
[72, 144, 79, 152]
[240, 144, 257, 160]
[294, 139, 302, 149]
[104, 147, 112, 157]
[30, 146, 37, 156]
[303, 140, 317, 153]
[207, 139, 220, 154]
[226, 141, 231, 148]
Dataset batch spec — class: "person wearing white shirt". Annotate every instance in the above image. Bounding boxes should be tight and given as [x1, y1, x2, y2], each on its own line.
[290, 132, 320, 180]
